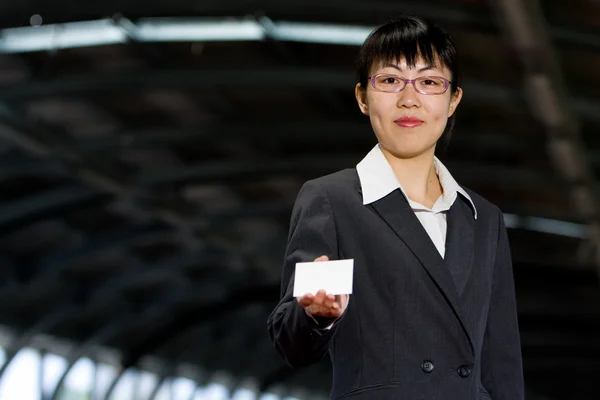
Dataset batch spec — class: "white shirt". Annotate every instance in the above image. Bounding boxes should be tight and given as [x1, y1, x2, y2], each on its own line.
[356, 145, 477, 258]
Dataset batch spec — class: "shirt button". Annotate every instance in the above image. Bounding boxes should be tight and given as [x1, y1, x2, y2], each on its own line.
[421, 360, 435, 373]
[457, 365, 471, 378]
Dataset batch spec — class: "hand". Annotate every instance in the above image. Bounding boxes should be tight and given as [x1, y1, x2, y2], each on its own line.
[296, 255, 350, 318]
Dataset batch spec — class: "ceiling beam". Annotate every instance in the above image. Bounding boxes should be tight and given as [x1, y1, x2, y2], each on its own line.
[491, 0, 600, 281]
[0, 104, 211, 238]
[0, 307, 77, 381]
[120, 283, 278, 369]
[0, 185, 106, 231]
[50, 315, 130, 400]
[0, 160, 71, 181]
[33, 223, 166, 274]
[0, 1, 598, 51]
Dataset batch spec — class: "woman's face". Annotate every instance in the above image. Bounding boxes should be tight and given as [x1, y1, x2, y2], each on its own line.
[355, 57, 463, 159]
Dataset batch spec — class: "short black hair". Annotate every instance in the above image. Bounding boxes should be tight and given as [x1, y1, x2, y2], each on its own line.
[356, 15, 461, 143]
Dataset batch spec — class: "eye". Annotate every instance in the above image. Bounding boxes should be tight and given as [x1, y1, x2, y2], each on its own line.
[375, 75, 400, 85]
[422, 79, 440, 86]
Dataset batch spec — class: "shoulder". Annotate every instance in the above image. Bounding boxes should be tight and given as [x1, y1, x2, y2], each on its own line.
[300, 169, 359, 196]
[461, 186, 504, 224]
[290, 169, 359, 220]
[292, 169, 360, 212]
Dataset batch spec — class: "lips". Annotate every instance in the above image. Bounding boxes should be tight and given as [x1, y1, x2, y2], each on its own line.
[394, 117, 423, 128]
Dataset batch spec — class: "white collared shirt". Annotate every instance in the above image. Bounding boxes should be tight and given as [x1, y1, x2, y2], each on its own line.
[356, 145, 477, 258]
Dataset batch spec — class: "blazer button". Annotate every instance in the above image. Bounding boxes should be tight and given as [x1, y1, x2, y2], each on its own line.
[457, 365, 471, 378]
[421, 360, 434, 373]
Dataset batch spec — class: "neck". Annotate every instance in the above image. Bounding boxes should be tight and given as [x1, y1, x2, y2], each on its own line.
[380, 145, 442, 207]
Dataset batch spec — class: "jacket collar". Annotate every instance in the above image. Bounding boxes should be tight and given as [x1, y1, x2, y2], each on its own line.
[356, 144, 477, 218]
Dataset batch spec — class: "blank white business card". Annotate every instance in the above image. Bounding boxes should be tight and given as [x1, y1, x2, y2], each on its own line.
[293, 259, 354, 297]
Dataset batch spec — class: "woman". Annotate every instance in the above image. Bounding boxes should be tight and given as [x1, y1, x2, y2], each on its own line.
[267, 15, 524, 400]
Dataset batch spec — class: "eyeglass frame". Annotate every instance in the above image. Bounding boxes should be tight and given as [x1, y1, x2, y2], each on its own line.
[368, 73, 453, 95]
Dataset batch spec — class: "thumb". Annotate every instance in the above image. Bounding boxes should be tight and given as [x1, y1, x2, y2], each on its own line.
[314, 255, 329, 262]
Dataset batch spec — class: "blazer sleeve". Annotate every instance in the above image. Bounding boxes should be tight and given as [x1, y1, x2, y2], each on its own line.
[267, 179, 344, 368]
[480, 209, 525, 399]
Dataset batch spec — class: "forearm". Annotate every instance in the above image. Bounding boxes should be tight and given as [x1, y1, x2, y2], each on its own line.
[267, 299, 337, 367]
[268, 179, 340, 367]
[480, 309, 524, 399]
[481, 210, 524, 399]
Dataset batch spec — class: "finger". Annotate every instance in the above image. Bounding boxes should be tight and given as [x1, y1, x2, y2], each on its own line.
[297, 294, 314, 308]
[305, 304, 322, 316]
[313, 290, 327, 306]
[305, 301, 326, 316]
[306, 304, 327, 316]
[314, 255, 329, 262]
[329, 306, 341, 317]
[321, 305, 341, 318]
[328, 295, 347, 315]
[335, 294, 349, 308]
[314, 302, 342, 318]
[322, 293, 336, 309]
[307, 305, 329, 317]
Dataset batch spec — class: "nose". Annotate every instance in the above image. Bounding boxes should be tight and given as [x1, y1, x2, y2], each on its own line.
[396, 81, 421, 108]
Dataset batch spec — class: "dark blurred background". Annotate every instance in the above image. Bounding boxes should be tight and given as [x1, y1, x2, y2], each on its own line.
[0, 0, 598, 399]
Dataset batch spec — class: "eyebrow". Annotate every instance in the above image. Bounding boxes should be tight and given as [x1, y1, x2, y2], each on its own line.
[383, 63, 440, 73]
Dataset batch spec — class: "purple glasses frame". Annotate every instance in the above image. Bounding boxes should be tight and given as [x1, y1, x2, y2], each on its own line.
[368, 74, 452, 95]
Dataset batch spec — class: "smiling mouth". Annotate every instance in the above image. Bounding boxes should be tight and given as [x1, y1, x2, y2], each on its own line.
[394, 118, 423, 128]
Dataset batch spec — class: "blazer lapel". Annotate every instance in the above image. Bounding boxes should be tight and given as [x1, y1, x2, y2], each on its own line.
[370, 189, 474, 352]
[370, 191, 460, 313]
[444, 197, 475, 297]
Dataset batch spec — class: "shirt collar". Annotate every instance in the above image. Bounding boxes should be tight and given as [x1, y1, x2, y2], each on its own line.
[356, 144, 477, 219]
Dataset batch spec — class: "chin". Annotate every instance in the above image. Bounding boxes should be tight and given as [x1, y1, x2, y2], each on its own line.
[382, 140, 436, 160]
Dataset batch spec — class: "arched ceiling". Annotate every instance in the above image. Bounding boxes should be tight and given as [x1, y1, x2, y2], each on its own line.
[0, 1, 599, 399]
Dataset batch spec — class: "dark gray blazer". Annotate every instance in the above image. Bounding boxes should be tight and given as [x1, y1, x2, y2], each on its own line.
[267, 168, 524, 400]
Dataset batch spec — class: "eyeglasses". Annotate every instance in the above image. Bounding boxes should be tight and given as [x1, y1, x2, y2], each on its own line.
[368, 74, 452, 95]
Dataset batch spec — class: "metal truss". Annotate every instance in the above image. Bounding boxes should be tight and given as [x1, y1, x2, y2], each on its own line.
[144, 334, 206, 400]
[120, 283, 278, 368]
[491, 0, 600, 279]
[0, 2, 598, 51]
[50, 317, 129, 400]
[0, 308, 77, 381]
[0, 185, 104, 230]
[0, 103, 203, 240]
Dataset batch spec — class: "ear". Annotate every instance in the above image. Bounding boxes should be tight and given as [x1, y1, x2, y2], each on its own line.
[448, 87, 463, 118]
[355, 83, 369, 115]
